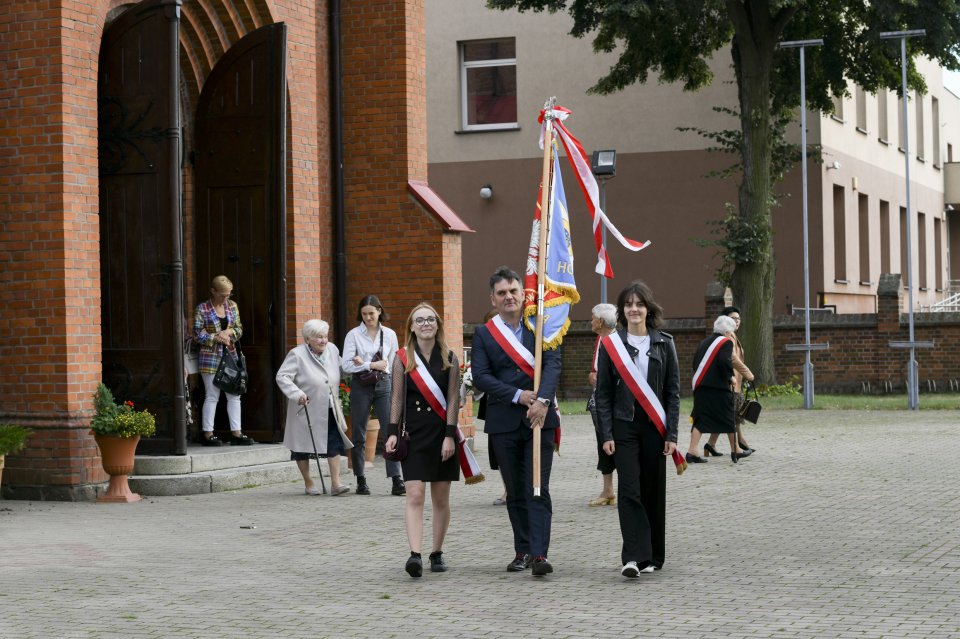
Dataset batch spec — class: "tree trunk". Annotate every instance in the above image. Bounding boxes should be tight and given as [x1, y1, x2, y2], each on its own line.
[730, 37, 777, 384]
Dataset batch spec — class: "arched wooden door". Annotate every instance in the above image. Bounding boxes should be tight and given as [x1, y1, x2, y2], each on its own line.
[194, 24, 288, 443]
[98, 0, 184, 455]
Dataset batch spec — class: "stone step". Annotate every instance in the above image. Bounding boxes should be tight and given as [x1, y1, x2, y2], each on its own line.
[134, 444, 291, 475]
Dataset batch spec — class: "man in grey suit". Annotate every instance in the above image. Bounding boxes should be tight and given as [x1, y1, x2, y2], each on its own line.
[471, 266, 561, 577]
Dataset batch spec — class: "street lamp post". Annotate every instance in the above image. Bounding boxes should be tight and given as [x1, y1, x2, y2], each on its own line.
[781, 38, 824, 409]
[591, 150, 617, 304]
[881, 29, 926, 410]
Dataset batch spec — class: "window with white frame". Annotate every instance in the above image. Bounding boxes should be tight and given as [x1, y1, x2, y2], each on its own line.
[460, 38, 517, 131]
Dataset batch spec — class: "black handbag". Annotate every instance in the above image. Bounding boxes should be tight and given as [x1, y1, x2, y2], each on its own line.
[738, 384, 762, 424]
[383, 373, 408, 462]
[213, 344, 248, 396]
[353, 330, 385, 387]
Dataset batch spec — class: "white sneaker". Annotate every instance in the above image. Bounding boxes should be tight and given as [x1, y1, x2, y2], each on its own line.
[621, 561, 639, 578]
[639, 564, 655, 573]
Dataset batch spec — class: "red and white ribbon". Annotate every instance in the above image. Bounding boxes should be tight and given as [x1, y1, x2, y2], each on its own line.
[691, 335, 731, 391]
[539, 107, 651, 278]
[485, 316, 535, 379]
[397, 348, 485, 484]
[600, 333, 686, 474]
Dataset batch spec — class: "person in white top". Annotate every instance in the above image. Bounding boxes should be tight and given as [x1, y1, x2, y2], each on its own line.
[341, 294, 405, 496]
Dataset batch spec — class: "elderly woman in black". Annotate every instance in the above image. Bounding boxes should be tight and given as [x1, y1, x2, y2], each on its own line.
[595, 281, 680, 578]
[686, 315, 751, 464]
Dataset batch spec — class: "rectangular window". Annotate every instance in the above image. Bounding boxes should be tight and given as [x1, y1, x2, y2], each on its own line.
[916, 93, 925, 160]
[855, 86, 867, 133]
[934, 217, 943, 290]
[834, 185, 847, 282]
[897, 97, 905, 150]
[858, 193, 870, 284]
[460, 38, 518, 131]
[918, 212, 927, 289]
[880, 200, 891, 274]
[900, 206, 908, 284]
[831, 94, 844, 122]
[932, 97, 941, 166]
[878, 90, 889, 142]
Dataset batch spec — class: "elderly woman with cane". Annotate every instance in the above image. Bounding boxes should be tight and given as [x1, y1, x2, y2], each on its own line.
[276, 319, 353, 495]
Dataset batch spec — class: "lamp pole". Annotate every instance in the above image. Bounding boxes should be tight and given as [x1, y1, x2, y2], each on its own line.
[598, 178, 608, 303]
[881, 28, 926, 410]
[781, 38, 823, 409]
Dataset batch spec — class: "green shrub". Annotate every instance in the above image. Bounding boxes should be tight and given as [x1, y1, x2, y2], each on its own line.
[0, 424, 31, 456]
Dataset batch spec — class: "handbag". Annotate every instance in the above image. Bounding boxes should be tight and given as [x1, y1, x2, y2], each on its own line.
[213, 343, 248, 395]
[383, 373, 409, 462]
[738, 383, 762, 424]
[353, 330, 385, 387]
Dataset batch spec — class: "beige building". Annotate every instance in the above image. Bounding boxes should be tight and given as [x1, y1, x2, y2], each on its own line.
[426, 0, 960, 320]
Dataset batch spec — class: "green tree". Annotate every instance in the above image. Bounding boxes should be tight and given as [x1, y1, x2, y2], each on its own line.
[488, 0, 960, 382]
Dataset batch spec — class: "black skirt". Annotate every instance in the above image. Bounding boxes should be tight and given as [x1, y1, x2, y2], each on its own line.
[401, 399, 459, 482]
[691, 387, 736, 434]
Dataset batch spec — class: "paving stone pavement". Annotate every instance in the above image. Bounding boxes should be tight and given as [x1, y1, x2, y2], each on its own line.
[1, 409, 959, 639]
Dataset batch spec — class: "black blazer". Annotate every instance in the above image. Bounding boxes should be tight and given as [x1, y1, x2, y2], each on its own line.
[471, 320, 561, 434]
[595, 327, 680, 443]
[691, 333, 734, 391]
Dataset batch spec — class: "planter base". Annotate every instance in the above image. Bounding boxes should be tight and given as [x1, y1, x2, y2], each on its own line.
[98, 474, 142, 503]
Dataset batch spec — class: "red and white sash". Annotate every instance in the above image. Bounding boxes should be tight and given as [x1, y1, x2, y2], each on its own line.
[591, 335, 602, 373]
[692, 335, 731, 391]
[397, 348, 485, 484]
[600, 333, 686, 475]
[485, 315, 535, 379]
[484, 315, 561, 449]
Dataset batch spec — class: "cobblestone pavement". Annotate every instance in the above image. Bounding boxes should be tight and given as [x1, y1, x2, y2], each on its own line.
[2, 410, 959, 639]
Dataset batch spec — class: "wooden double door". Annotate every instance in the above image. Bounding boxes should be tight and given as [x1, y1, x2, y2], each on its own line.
[98, 0, 288, 452]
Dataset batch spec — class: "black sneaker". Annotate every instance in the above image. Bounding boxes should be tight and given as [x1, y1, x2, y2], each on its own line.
[355, 476, 370, 495]
[429, 551, 447, 572]
[391, 476, 406, 496]
[405, 553, 422, 578]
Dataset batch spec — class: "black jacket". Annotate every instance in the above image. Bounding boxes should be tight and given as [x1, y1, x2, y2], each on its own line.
[595, 327, 681, 443]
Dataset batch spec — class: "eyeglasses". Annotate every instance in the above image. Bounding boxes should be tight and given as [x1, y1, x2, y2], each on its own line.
[413, 316, 438, 326]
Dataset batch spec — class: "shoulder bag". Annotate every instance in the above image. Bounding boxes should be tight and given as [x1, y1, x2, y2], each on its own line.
[353, 330, 385, 387]
[737, 382, 762, 424]
[213, 343, 248, 396]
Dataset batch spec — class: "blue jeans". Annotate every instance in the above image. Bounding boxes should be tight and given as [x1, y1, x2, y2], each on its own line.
[349, 375, 401, 479]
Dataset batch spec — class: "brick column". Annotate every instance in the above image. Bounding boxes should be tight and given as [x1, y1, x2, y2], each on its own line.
[340, 0, 464, 345]
[0, 2, 105, 499]
[704, 282, 727, 334]
[876, 273, 904, 387]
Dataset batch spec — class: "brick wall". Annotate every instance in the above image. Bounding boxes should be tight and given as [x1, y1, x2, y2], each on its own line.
[464, 276, 960, 400]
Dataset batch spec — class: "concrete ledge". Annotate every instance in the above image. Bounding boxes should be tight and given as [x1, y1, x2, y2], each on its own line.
[130, 461, 302, 496]
[134, 444, 290, 475]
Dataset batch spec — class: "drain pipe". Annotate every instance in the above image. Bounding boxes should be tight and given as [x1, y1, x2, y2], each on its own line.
[330, 0, 348, 343]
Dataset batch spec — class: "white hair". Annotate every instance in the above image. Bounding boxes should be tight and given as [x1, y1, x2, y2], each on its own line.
[592, 303, 617, 329]
[302, 319, 329, 340]
[713, 315, 737, 335]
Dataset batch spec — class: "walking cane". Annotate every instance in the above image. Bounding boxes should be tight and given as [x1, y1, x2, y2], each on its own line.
[298, 403, 327, 495]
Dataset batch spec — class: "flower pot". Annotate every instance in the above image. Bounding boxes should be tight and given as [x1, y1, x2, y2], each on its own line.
[365, 419, 380, 464]
[0, 455, 5, 494]
[94, 434, 142, 503]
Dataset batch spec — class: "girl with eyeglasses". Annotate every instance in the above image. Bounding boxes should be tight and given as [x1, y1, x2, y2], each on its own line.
[385, 303, 461, 577]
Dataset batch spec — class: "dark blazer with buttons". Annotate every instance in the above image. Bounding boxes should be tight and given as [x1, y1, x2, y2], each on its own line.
[471, 321, 561, 434]
[594, 327, 680, 444]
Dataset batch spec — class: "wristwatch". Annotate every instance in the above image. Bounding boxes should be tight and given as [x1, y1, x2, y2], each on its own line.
[536, 397, 551, 407]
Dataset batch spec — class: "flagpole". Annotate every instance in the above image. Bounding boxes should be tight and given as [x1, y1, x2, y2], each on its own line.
[533, 97, 556, 498]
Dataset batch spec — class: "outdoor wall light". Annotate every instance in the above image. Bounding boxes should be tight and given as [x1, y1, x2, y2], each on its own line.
[480, 184, 493, 199]
[591, 149, 617, 177]
[827, 160, 841, 170]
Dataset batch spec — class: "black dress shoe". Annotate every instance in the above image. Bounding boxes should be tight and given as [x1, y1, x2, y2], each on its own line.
[685, 452, 708, 464]
[738, 439, 755, 452]
[429, 551, 447, 572]
[202, 435, 223, 447]
[703, 443, 723, 457]
[405, 553, 422, 578]
[391, 476, 406, 496]
[731, 449, 752, 463]
[506, 553, 532, 572]
[531, 556, 553, 576]
[230, 433, 254, 445]
[355, 476, 370, 495]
